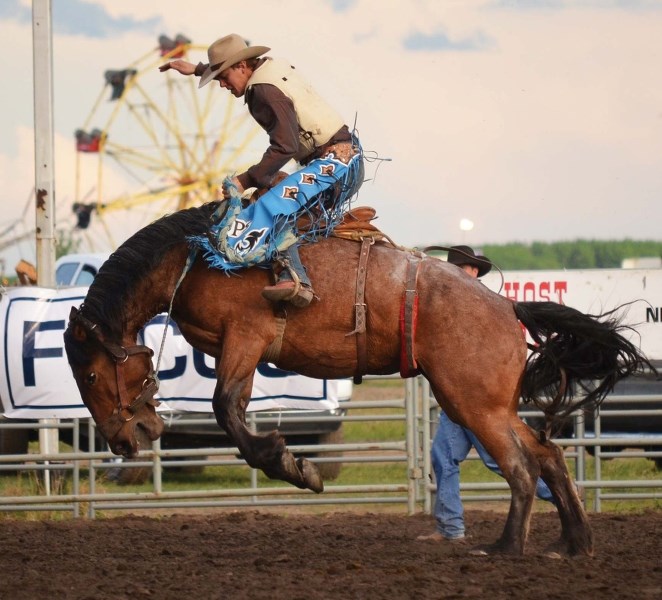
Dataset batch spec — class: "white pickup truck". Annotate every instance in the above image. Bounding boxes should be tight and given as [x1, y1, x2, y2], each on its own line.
[55, 252, 108, 287]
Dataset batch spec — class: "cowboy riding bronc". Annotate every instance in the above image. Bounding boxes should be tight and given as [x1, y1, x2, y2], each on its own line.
[160, 33, 364, 307]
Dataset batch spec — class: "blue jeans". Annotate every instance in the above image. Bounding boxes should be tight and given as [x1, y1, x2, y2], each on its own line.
[431, 411, 555, 539]
[277, 245, 311, 287]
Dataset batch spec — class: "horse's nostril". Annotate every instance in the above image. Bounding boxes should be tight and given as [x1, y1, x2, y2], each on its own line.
[113, 440, 133, 457]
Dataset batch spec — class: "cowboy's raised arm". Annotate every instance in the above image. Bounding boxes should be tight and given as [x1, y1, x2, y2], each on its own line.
[159, 59, 207, 77]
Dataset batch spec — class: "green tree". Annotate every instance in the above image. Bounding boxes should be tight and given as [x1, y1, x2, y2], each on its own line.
[439, 240, 662, 270]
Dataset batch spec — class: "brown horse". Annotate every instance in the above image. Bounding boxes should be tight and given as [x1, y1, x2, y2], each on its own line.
[64, 202, 650, 556]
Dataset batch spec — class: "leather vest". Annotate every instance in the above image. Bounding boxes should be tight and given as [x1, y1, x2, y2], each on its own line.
[247, 58, 345, 162]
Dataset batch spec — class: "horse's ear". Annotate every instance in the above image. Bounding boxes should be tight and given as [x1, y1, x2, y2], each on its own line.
[71, 323, 88, 343]
[68, 307, 88, 342]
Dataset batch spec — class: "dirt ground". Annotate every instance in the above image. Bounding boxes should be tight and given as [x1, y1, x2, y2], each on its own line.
[0, 509, 660, 600]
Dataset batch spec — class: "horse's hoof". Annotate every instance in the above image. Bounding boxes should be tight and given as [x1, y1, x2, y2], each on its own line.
[469, 542, 522, 557]
[296, 457, 324, 494]
[544, 538, 592, 558]
[543, 540, 567, 558]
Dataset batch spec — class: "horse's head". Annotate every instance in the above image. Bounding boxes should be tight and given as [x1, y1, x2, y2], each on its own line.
[64, 306, 164, 457]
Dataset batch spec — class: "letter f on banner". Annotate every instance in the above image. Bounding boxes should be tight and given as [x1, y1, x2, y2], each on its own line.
[23, 320, 64, 386]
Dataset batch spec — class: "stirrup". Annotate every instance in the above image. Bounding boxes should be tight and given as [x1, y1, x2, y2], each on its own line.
[261, 280, 314, 307]
[262, 254, 315, 307]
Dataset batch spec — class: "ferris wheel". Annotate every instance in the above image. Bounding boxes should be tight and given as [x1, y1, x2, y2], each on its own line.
[73, 34, 265, 251]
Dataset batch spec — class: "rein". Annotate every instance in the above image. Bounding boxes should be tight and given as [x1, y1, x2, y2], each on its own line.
[70, 308, 160, 442]
[153, 247, 199, 373]
[70, 249, 198, 443]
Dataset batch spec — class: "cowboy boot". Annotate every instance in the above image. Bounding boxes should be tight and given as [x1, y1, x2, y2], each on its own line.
[262, 245, 315, 307]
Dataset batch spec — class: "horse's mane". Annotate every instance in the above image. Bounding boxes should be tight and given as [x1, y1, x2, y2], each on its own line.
[82, 202, 220, 338]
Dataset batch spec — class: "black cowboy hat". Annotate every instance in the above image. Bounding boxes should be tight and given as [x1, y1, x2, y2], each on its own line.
[447, 245, 492, 277]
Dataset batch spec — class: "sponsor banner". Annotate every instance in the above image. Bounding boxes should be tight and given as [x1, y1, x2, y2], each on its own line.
[0, 287, 349, 419]
[482, 268, 662, 361]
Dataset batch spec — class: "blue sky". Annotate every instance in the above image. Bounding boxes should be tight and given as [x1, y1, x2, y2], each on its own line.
[1, 0, 662, 270]
[0, 0, 160, 36]
[403, 28, 495, 51]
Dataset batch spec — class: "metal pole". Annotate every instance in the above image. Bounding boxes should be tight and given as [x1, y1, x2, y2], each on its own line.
[405, 378, 419, 515]
[32, 0, 59, 495]
[421, 377, 434, 515]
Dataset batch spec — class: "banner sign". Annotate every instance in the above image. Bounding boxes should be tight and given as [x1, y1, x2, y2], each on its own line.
[482, 268, 662, 362]
[0, 287, 350, 419]
[3, 268, 660, 418]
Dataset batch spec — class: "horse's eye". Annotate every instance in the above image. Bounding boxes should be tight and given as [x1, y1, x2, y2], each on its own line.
[85, 372, 97, 386]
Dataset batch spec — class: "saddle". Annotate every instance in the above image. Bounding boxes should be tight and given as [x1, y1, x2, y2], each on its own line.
[332, 206, 389, 242]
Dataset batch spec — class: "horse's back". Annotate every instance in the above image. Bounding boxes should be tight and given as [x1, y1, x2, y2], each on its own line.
[291, 238, 410, 375]
[304, 238, 522, 376]
[182, 236, 524, 381]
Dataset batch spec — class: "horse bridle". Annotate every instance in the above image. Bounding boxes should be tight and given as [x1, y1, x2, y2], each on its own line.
[69, 306, 160, 442]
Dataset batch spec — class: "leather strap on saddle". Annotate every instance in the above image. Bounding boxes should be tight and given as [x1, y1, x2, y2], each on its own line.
[400, 255, 422, 378]
[345, 236, 374, 384]
[260, 315, 287, 364]
[339, 208, 416, 382]
[258, 207, 390, 371]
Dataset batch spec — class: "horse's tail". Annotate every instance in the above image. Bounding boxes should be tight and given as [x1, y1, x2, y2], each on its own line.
[513, 301, 654, 434]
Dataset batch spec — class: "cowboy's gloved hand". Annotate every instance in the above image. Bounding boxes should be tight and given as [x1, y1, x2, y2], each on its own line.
[159, 60, 196, 75]
[222, 176, 244, 199]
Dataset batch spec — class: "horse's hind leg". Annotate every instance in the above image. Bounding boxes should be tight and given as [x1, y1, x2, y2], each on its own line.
[487, 429, 539, 555]
[532, 431, 594, 556]
[475, 417, 594, 557]
[211, 373, 324, 494]
[428, 387, 537, 555]
[504, 419, 593, 556]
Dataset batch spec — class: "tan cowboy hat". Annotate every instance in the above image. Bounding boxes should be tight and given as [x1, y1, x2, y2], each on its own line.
[447, 245, 492, 277]
[199, 34, 270, 88]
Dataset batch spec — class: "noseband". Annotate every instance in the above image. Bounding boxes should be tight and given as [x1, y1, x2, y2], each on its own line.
[70, 307, 160, 442]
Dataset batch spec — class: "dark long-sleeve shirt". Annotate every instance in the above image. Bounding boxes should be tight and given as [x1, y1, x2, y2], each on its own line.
[239, 83, 301, 189]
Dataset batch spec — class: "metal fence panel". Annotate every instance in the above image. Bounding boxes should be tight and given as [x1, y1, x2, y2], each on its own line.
[0, 375, 661, 517]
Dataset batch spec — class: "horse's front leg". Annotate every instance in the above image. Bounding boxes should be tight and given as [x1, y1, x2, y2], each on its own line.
[211, 366, 324, 494]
